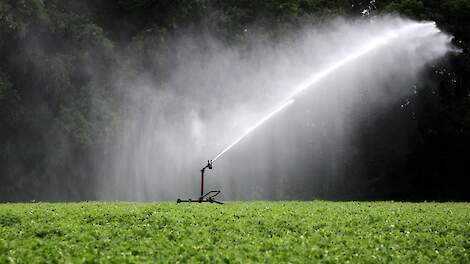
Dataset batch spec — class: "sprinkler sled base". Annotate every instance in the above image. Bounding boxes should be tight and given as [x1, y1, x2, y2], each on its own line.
[177, 190, 223, 205]
[177, 160, 224, 205]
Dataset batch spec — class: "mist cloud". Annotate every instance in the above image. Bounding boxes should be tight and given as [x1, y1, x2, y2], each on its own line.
[96, 16, 454, 201]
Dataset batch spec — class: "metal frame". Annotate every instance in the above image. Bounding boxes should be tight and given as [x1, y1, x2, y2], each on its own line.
[177, 160, 223, 204]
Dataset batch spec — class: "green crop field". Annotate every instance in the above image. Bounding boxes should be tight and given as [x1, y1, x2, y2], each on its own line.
[0, 202, 468, 263]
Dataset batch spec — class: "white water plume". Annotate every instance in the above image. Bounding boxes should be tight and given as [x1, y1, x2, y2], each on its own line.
[213, 99, 295, 162]
[97, 17, 454, 201]
[211, 22, 446, 164]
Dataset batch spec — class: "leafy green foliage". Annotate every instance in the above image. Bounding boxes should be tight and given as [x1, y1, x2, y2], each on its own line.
[383, 0, 426, 19]
[0, 70, 21, 127]
[0, 0, 47, 39]
[0, 202, 468, 262]
[58, 85, 120, 148]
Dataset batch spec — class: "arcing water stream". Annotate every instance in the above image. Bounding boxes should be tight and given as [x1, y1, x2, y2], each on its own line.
[212, 99, 295, 162]
[99, 18, 454, 201]
[211, 22, 448, 164]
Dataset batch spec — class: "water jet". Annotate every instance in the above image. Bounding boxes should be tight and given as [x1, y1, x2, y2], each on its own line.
[174, 21, 451, 204]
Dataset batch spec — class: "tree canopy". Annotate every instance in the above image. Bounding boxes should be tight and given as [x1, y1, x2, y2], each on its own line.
[0, 0, 469, 201]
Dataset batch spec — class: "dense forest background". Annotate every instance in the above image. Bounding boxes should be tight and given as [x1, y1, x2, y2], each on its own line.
[0, 0, 469, 201]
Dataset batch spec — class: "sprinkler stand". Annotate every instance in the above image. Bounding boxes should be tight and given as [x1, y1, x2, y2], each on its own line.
[177, 160, 223, 204]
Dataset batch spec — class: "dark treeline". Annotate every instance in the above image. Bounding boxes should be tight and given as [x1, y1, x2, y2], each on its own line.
[0, 0, 469, 201]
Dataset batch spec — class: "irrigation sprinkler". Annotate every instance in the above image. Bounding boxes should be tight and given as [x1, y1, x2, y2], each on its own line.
[177, 160, 223, 204]
[176, 100, 295, 205]
[176, 22, 441, 205]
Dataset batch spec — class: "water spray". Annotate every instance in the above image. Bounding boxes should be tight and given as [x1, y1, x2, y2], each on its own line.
[177, 22, 443, 204]
[177, 100, 294, 204]
[212, 99, 295, 162]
